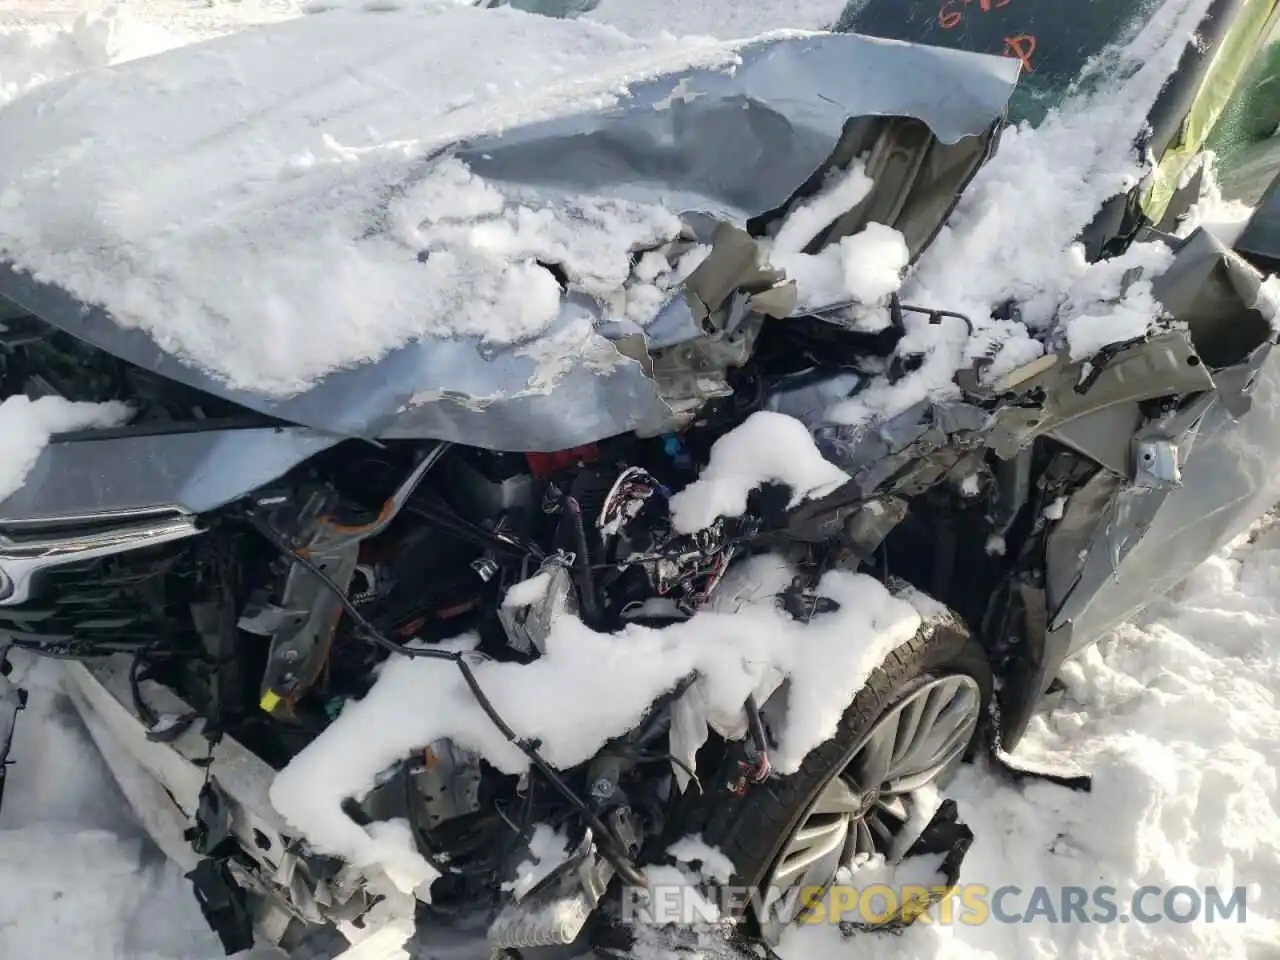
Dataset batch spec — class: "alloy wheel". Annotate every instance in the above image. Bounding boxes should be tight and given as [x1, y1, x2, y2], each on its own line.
[756, 673, 982, 944]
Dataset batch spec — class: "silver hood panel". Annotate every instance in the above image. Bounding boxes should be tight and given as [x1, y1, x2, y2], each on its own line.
[0, 18, 1019, 452]
[0, 427, 340, 525]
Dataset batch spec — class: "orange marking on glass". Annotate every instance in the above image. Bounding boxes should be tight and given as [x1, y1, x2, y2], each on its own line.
[1003, 34, 1036, 71]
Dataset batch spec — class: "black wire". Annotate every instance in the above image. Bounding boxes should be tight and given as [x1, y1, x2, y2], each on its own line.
[245, 511, 648, 888]
[562, 495, 602, 627]
[130, 648, 160, 729]
[404, 501, 543, 562]
[9, 640, 119, 661]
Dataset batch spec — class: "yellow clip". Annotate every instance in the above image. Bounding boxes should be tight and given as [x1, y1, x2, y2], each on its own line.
[259, 689, 282, 714]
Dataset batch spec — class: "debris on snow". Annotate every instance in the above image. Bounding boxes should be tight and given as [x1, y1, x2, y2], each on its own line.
[668, 411, 850, 534]
[0, 655, 224, 960]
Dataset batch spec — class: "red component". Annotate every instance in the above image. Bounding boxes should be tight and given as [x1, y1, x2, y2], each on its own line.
[524, 443, 600, 478]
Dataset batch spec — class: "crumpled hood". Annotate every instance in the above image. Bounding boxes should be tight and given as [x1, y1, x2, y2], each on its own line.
[0, 3, 1020, 450]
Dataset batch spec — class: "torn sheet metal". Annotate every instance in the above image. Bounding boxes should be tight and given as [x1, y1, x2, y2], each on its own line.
[1044, 232, 1280, 650]
[984, 330, 1216, 471]
[0, 7, 1019, 451]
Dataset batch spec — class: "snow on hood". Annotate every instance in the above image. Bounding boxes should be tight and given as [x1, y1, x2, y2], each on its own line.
[0, 1, 1020, 447]
[0, 2, 739, 395]
[0, 5, 192, 108]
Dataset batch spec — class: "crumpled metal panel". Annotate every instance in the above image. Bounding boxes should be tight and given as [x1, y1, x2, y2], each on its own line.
[1045, 230, 1280, 650]
[0, 33, 1019, 452]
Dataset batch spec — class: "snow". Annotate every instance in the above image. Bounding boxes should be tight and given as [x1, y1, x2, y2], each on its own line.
[666, 835, 736, 885]
[502, 570, 554, 608]
[772, 165, 876, 262]
[668, 411, 851, 533]
[362, 818, 441, 897]
[268, 556, 922, 879]
[0, 656, 229, 960]
[838, 223, 912, 305]
[1055, 240, 1177, 360]
[765, 163, 911, 313]
[0, 2, 759, 397]
[0, 395, 131, 502]
[503, 823, 572, 899]
[0, 4, 193, 108]
[1173, 151, 1258, 246]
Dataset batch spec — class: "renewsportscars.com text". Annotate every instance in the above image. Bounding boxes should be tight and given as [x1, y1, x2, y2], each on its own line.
[621, 883, 1249, 927]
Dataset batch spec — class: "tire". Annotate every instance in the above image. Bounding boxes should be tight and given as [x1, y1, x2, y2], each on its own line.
[697, 600, 993, 939]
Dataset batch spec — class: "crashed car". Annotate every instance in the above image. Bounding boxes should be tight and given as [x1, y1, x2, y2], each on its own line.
[0, 2, 1279, 958]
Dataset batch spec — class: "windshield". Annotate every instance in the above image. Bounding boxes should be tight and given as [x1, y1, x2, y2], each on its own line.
[835, 0, 1164, 125]
[1205, 14, 1280, 205]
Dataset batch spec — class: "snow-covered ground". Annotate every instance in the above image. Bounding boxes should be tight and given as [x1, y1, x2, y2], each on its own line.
[1, 3, 1278, 960]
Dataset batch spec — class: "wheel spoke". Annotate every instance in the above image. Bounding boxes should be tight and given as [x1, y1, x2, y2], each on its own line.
[885, 691, 978, 793]
[854, 817, 877, 858]
[772, 813, 851, 888]
[890, 691, 928, 769]
[810, 775, 868, 818]
[852, 724, 895, 790]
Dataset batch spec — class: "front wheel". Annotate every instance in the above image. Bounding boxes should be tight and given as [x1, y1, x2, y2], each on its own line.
[699, 602, 992, 945]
